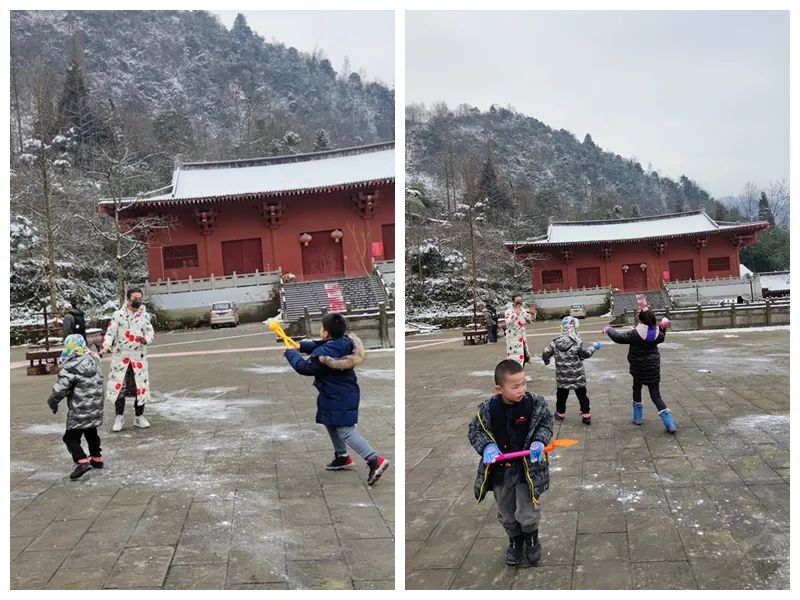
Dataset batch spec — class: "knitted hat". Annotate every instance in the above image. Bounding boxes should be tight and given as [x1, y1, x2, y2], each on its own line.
[61, 334, 87, 361]
[561, 316, 579, 333]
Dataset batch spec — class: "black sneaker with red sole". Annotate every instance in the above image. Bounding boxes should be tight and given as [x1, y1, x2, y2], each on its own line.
[367, 456, 390, 486]
[326, 454, 353, 470]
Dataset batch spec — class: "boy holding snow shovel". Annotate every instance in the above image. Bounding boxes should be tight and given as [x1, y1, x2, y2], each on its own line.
[468, 359, 554, 567]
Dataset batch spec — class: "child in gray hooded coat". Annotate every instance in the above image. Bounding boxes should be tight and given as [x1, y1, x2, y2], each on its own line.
[541, 316, 602, 425]
[48, 334, 105, 480]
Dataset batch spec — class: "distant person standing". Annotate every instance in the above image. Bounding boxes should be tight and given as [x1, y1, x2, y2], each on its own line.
[483, 302, 499, 343]
[62, 298, 87, 341]
[504, 295, 534, 377]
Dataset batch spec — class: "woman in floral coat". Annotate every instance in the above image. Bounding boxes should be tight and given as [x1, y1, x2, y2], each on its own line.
[100, 288, 155, 432]
[504, 295, 535, 367]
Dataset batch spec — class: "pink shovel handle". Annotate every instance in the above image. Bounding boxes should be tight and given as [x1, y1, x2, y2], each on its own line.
[493, 450, 530, 462]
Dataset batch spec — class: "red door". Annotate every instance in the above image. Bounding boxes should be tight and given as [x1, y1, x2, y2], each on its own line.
[622, 266, 647, 291]
[381, 224, 395, 261]
[221, 238, 263, 276]
[668, 259, 695, 282]
[301, 230, 345, 279]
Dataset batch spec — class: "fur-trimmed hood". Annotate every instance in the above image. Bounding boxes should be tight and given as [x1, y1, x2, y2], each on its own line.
[318, 333, 366, 370]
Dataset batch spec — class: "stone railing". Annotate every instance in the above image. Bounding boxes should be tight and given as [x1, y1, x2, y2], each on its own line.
[619, 298, 789, 330]
[143, 270, 282, 294]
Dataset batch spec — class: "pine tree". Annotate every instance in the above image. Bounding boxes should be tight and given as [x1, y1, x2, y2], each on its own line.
[57, 39, 98, 164]
[631, 205, 641, 218]
[314, 128, 332, 152]
[477, 150, 512, 222]
[758, 191, 775, 226]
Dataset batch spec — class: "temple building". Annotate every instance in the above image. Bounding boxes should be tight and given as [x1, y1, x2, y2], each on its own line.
[505, 210, 770, 294]
[98, 141, 395, 283]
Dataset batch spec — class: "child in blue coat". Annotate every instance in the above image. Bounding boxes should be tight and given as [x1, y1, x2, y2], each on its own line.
[284, 312, 390, 486]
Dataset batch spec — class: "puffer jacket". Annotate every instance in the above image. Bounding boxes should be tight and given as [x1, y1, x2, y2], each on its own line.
[284, 333, 366, 427]
[541, 332, 597, 389]
[606, 323, 665, 384]
[47, 353, 104, 429]
[468, 393, 553, 505]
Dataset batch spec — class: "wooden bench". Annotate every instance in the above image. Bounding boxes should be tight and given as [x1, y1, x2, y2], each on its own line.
[26, 349, 61, 375]
[463, 327, 489, 345]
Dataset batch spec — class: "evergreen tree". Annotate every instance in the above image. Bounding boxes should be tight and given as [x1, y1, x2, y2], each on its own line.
[758, 191, 775, 226]
[283, 131, 301, 153]
[313, 128, 332, 152]
[477, 150, 512, 222]
[631, 205, 641, 218]
[57, 38, 100, 164]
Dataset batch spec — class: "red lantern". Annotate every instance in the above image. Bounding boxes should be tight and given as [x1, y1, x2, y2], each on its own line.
[371, 241, 384, 258]
[662, 270, 670, 281]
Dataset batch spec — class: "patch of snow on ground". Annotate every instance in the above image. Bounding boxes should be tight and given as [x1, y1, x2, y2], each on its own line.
[728, 414, 789, 434]
[22, 423, 66, 435]
[617, 490, 645, 504]
[149, 388, 269, 422]
[448, 388, 485, 397]
[468, 370, 496, 377]
[242, 365, 293, 375]
[359, 369, 395, 380]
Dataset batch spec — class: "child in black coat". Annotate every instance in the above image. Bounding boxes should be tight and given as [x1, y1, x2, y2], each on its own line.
[604, 309, 676, 433]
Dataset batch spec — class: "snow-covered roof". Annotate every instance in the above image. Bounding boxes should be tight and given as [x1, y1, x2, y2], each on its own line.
[758, 271, 790, 292]
[505, 210, 769, 247]
[99, 142, 394, 207]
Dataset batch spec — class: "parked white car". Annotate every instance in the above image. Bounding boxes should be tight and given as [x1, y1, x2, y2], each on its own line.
[569, 303, 587, 318]
[210, 301, 239, 328]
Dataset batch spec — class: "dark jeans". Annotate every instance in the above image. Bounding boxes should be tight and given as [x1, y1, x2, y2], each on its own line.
[63, 428, 102, 463]
[115, 364, 144, 416]
[556, 387, 591, 414]
[632, 381, 667, 412]
[487, 324, 498, 343]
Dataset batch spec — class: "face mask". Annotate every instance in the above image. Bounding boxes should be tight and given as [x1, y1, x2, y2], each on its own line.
[130, 300, 142, 309]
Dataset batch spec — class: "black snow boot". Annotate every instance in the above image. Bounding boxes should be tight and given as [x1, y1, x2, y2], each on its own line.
[524, 529, 542, 565]
[69, 462, 92, 480]
[505, 534, 524, 566]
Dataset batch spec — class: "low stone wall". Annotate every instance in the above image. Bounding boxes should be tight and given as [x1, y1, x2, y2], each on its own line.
[529, 287, 611, 319]
[666, 276, 762, 307]
[143, 272, 281, 329]
[620, 300, 789, 330]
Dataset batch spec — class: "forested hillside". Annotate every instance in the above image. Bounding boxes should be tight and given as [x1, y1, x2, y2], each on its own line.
[10, 10, 394, 323]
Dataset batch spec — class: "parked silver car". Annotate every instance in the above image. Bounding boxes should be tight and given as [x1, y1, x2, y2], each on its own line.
[569, 303, 587, 318]
[210, 301, 239, 328]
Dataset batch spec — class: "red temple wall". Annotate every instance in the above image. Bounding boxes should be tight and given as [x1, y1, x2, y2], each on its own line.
[525, 236, 742, 292]
[143, 183, 394, 282]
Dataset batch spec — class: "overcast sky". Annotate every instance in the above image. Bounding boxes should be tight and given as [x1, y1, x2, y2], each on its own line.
[407, 11, 788, 198]
[212, 11, 394, 86]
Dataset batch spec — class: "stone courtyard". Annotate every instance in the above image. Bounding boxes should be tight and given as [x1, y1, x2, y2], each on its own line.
[405, 317, 789, 589]
[10, 322, 395, 589]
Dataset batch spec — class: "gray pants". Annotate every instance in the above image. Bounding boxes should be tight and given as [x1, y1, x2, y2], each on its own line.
[493, 467, 541, 537]
[325, 425, 378, 462]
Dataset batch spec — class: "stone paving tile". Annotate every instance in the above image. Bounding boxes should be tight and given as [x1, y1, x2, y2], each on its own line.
[164, 563, 228, 589]
[10, 323, 394, 589]
[105, 546, 175, 589]
[632, 561, 697, 589]
[406, 321, 789, 589]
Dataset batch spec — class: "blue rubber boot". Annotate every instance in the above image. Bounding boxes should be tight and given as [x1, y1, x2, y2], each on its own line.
[658, 408, 676, 433]
[632, 402, 643, 425]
